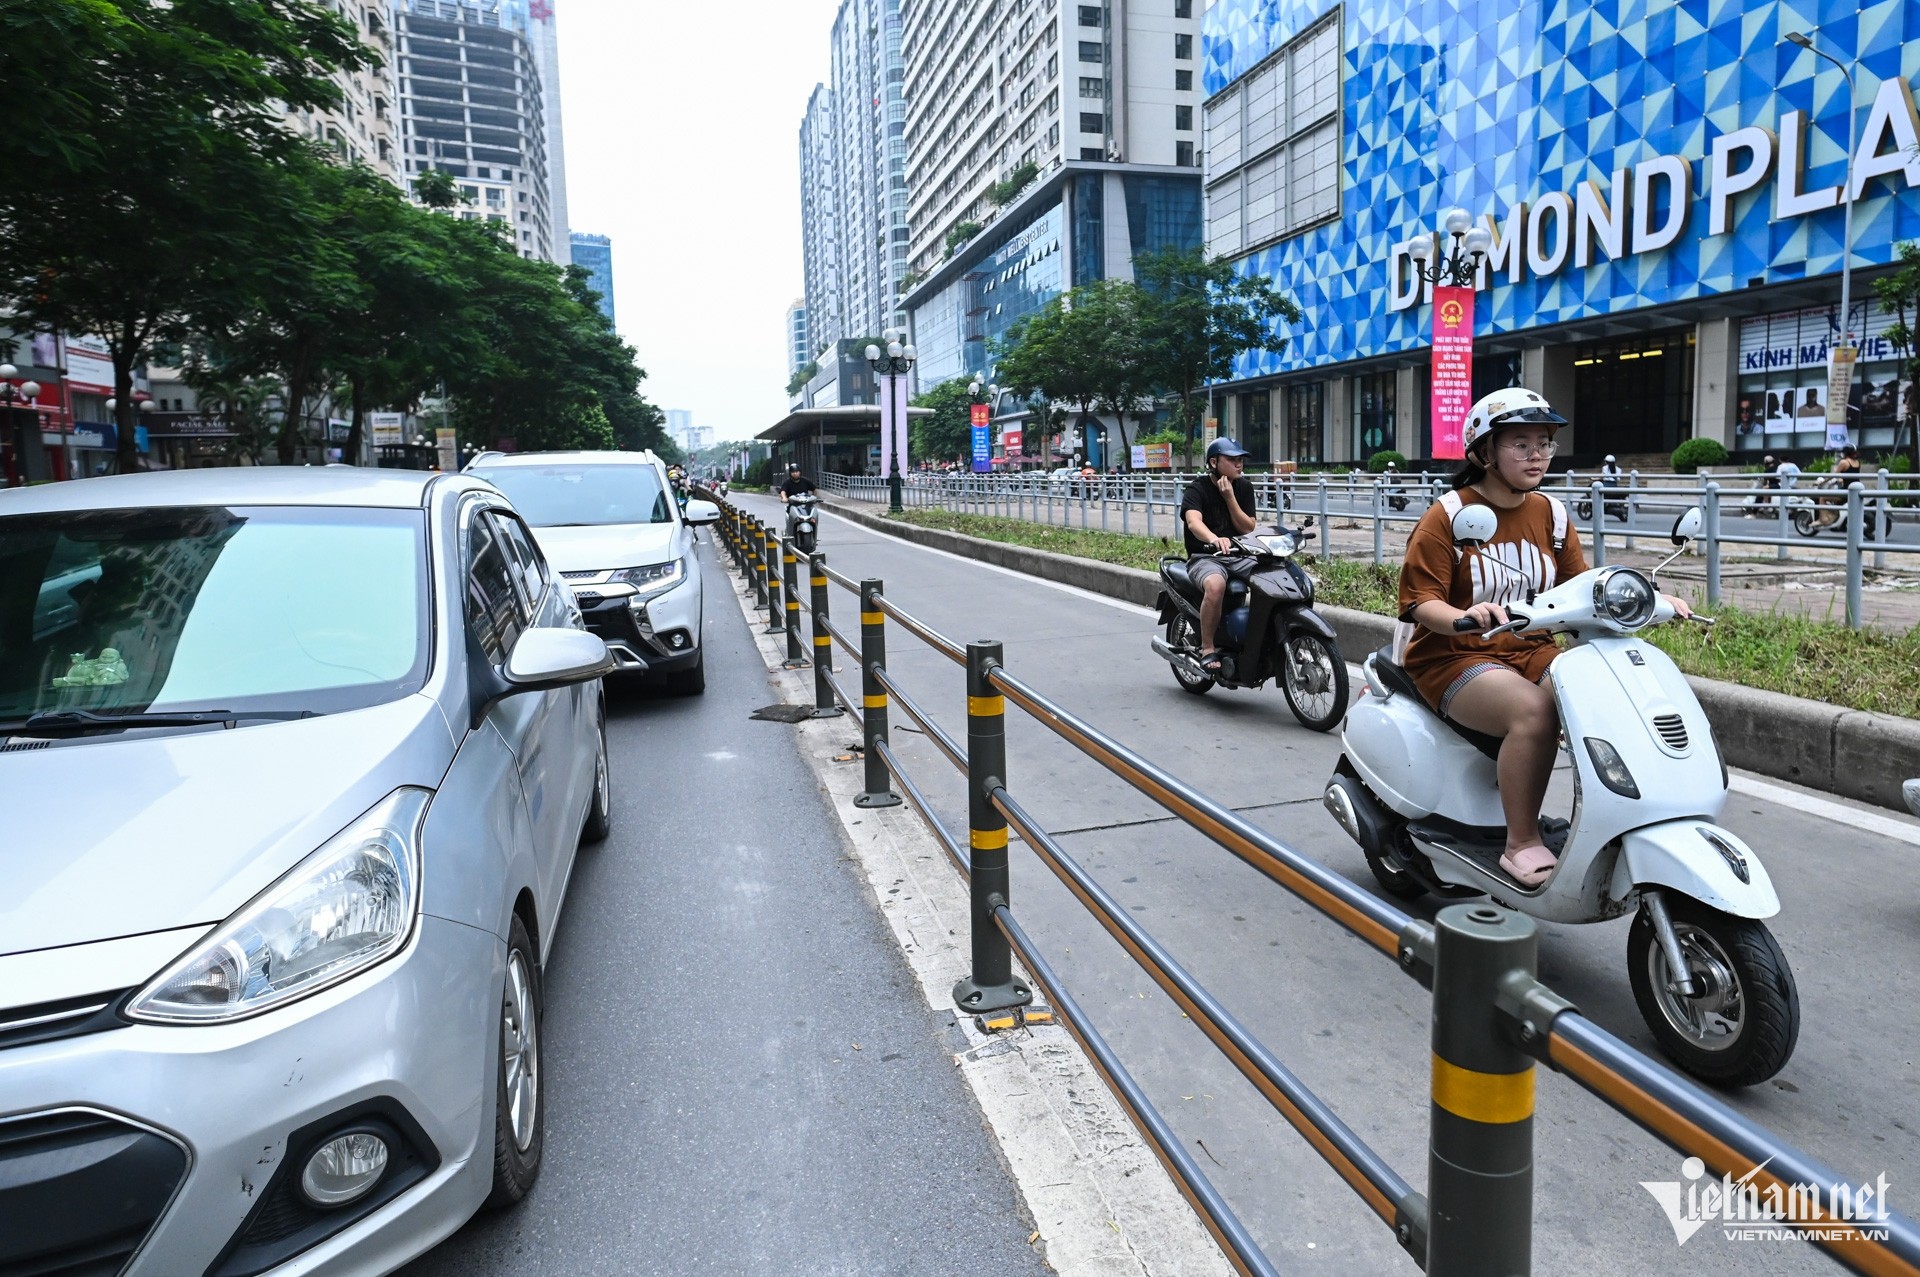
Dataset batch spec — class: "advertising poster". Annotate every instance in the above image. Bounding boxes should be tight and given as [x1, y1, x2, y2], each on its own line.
[1130, 444, 1147, 469]
[1825, 345, 1857, 426]
[1142, 442, 1173, 469]
[1765, 386, 1796, 435]
[1004, 428, 1023, 460]
[970, 403, 991, 472]
[370, 412, 405, 447]
[1429, 287, 1474, 459]
[63, 336, 116, 394]
[435, 427, 457, 472]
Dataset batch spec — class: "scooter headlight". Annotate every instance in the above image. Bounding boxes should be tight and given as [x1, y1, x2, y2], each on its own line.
[1593, 568, 1656, 629]
[1261, 533, 1296, 557]
[1584, 738, 1641, 799]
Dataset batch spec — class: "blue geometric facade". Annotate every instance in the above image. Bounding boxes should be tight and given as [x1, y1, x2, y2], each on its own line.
[1204, 0, 1920, 384]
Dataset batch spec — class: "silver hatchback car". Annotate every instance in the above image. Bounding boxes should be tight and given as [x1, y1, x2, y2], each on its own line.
[0, 467, 613, 1274]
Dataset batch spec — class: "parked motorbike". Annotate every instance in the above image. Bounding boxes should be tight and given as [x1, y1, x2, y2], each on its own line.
[1323, 504, 1800, 1085]
[1574, 489, 1630, 522]
[1151, 521, 1350, 732]
[1383, 467, 1410, 512]
[1790, 477, 1878, 538]
[786, 492, 820, 554]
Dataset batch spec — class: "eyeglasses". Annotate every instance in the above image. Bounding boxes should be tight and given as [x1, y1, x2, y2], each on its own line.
[1497, 439, 1558, 458]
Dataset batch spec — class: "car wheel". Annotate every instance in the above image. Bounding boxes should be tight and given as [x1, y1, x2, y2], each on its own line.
[581, 708, 611, 843]
[483, 915, 544, 1210]
[664, 649, 705, 696]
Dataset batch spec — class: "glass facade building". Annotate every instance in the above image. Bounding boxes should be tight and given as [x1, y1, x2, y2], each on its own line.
[569, 232, 615, 327]
[1202, 0, 1920, 464]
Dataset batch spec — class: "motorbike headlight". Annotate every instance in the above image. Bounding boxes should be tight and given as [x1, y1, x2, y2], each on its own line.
[1593, 568, 1655, 629]
[1583, 738, 1641, 799]
[126, 788, 429, 1024]
[1262, 533, 1296, 556]
[615, 558, 686, 600]
[797, 520, 816, 534]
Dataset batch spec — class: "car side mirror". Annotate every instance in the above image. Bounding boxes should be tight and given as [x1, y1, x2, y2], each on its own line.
[1670, 506, 1703, 545]
[1450, 504, 1498, 547]
[504, 627, 614, 690]
[684, 499, 721, 526]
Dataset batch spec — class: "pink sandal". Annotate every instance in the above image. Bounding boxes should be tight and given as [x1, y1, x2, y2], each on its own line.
[1499, 845, 1557, 888]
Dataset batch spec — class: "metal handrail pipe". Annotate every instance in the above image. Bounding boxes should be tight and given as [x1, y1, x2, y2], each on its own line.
[873, 665, 968, 775]
[985, 666, 1414, 957]
[874, 594, 968, 665]
[873, 737, 968, 878]
[991, 904, 1282, 1277]
[822, 670, 864, 730]
[821, 561, 863, 594]
[819, 616, 863, 664]
[991, 785, 1417, 1235]
[1547, 1013, 1920, 1274]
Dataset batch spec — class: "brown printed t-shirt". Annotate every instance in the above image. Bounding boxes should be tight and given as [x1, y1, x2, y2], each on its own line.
[1396, 490, 1588, 712]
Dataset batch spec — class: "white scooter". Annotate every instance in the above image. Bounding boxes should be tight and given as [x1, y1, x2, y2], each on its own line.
[1323, 505, 1800, 1085]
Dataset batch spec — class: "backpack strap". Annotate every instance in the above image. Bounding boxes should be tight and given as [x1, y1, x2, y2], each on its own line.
[1543, 493, 1568, 550]
[1392, 490, 1468, 664]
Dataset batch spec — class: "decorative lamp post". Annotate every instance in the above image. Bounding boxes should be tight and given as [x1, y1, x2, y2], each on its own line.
[865, 326, 917, 513]
[1, 368, 42, 484]
[967, 373, 999, 473]
[1400, 207, 1493, 290]
[1785, 32, 1859, 344]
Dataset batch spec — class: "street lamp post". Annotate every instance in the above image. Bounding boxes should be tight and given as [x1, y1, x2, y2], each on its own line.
[0, 366, 44, 486]
[1399, 207, 1493, 290]
[865, 327, 917, 513]
[1785, 32, 1859, 345]
[966, 372, 999, 473]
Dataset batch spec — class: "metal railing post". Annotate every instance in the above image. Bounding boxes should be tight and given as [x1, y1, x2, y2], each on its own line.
[781, 537, 807, 664]
[1703, 482, 1721, 608]
[1846, 482, 1864, 630]
[1371, 478, 1384, 565]
[807, 551, 842, 716]
[1874, 468, 1890, 571]
[953, 640, 1035, 1017]
[762, 525, 783, 633]
[853, 579, 902, 808]
[1318, 477, 1331, 558]
[1426, 903, 1537, 1277]
[1624, 470, 1638, 553]
[1588, 480, 1606, 568]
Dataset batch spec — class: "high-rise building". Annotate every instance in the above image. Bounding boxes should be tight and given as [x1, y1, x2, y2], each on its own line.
[897, 0, 1205, 466]
[570, 232, 615, 325]
[284, 0, 401, 183]
[525, 0, 570, 250]
[902, 0, 1205, 277]
[797, 0, 911, 357]
[394, 0, 560, 261]
[785, 300, 810, 374]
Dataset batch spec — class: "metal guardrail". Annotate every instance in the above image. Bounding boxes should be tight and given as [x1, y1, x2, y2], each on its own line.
[817, 468, 1920, 629]
[706, 493, 1920, 1276]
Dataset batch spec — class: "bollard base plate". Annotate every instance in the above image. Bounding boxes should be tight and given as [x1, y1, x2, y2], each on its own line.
[953, 976, 1033, 1016]
[808, 706, 844, 719]
[853, 790, 902, 808]
[763, 622, 785, 634]
[780, 658, 812, 670]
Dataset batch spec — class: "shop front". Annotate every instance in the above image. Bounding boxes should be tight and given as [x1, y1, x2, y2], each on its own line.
[1733, 302, 1912, 456]
[1570, 329, 1696, 457]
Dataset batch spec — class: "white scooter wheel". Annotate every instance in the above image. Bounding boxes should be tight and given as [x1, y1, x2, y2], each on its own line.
[1627, 897, 1799, 1086]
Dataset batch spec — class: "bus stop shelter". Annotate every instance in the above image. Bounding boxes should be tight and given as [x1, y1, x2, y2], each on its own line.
[758, 405, 931, 480]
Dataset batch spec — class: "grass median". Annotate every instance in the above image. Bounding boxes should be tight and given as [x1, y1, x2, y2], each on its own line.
[887, 508, 1920, 718]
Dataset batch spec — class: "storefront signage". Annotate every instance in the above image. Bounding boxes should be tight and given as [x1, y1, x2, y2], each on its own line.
[1739, 302, 1899, 373]
[1004, 428, 1023, 460]
[1130, 442, 1173, 469]
[62, 336, 115, 393]
[435, 427, 457, 472]
[370, 412, 405, 447]
[970, 403, 991, 472]
[1390, 75, 1920, 313]
[1429, 287, 1474, 459]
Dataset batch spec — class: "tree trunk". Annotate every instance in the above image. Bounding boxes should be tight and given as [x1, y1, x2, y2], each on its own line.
[110, 322, 144, 476]
[278, 353, 312, 467]
[342, 373, 366, 466]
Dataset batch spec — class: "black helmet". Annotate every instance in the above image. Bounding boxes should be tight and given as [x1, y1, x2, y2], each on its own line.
[1205, 438, 1251, 462]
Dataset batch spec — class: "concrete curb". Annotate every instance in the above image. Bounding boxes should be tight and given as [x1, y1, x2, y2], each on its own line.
[823, 497, 1920, 812]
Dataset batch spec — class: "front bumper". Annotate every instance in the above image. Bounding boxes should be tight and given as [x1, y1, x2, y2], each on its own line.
[571, 573, 703, 675]
[0, 915, 501, 1276]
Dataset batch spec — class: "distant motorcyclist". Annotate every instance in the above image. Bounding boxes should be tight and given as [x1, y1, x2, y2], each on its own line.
[779, 464, 816, 504]
[1598, 453, 1627, 521]
[1178, 438, 1259, 673]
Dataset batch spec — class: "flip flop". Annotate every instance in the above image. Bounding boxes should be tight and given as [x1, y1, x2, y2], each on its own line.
[1499, 845, 1557, 888]
[1198, 650, 1225, 675]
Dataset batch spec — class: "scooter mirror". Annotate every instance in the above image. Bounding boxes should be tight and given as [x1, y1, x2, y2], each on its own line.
[1670, 506, 1703, 544]
[1450, 504, 1499, 547]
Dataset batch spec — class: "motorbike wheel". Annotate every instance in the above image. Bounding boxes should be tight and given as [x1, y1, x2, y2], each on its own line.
[1388, 497, 1408, 511]
[1575, 499, 1593, 521]
[1279, 631, 1348, 732]
[1790, 507, 1818, 537]
[1166, 616, 1215, 695]
[1627, 897, 1800, 1086]
[795, 531, 816, 554]
[1364, 827, 1426, 900]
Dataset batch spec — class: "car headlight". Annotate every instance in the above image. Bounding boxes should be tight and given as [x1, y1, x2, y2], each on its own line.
[1593, 567, 1655, 628]
[615, 558, 686, 600]
[126, 788, 429, 1024]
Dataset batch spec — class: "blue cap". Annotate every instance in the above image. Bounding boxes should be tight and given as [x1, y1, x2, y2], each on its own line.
[1206, 438, 1251, 460]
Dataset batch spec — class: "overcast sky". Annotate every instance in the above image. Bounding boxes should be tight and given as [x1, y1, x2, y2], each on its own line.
[556, 0, 842, 445]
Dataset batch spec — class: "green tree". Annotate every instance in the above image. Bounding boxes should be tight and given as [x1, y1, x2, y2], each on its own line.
[995, 279, 1152, 465]
[1134, 247, 1302, 459]
[910, 378, 976, 462]
[0, 0, 374, 472]
[1873, 241, 1920, 471]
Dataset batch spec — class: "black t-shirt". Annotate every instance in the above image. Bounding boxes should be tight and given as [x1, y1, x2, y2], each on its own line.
[1178, 473, 1257, 554]
[780, 475, 816, 496]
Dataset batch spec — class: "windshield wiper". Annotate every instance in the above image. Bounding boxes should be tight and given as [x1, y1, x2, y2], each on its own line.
[0, 708, 318, 736]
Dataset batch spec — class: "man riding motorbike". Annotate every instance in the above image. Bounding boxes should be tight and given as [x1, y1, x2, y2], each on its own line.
[779, 463, 816, 504]
[1397, 390, 1689, 887]
[1178, 438, 1260, 674]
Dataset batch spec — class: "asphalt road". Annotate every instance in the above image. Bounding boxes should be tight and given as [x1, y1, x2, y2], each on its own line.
[736, 491, 1920, 1275]
[398, 531, 1045, 1277]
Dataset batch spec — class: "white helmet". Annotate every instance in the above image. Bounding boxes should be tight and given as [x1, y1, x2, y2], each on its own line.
[1461, 388, 1566, 459]
[1604, 454, 1617, 464]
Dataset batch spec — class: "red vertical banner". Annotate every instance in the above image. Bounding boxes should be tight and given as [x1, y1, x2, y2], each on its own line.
[1430, 286, 1475, 460]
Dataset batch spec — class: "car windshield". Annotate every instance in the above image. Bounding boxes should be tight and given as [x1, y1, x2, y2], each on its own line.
[0, 506, 430, 722]
[476, 464, 673, 527]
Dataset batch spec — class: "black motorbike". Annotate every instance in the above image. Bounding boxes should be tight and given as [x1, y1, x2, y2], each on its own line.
[1151, 521, 1350, 732]
[785, 492, 820, 554]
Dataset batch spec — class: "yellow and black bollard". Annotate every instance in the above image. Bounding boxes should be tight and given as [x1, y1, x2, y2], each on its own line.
[951, 640, 1034, 1018]
[852, 579, 901, 809]
[762, 524, 783, 633]
[1426, 903, 1536, 1276]
[807, 551, 841, 717]
[781, 536, 807, 665]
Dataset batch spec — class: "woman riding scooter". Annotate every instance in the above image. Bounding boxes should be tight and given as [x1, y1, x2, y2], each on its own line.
[1397, 389, 1690, 887]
